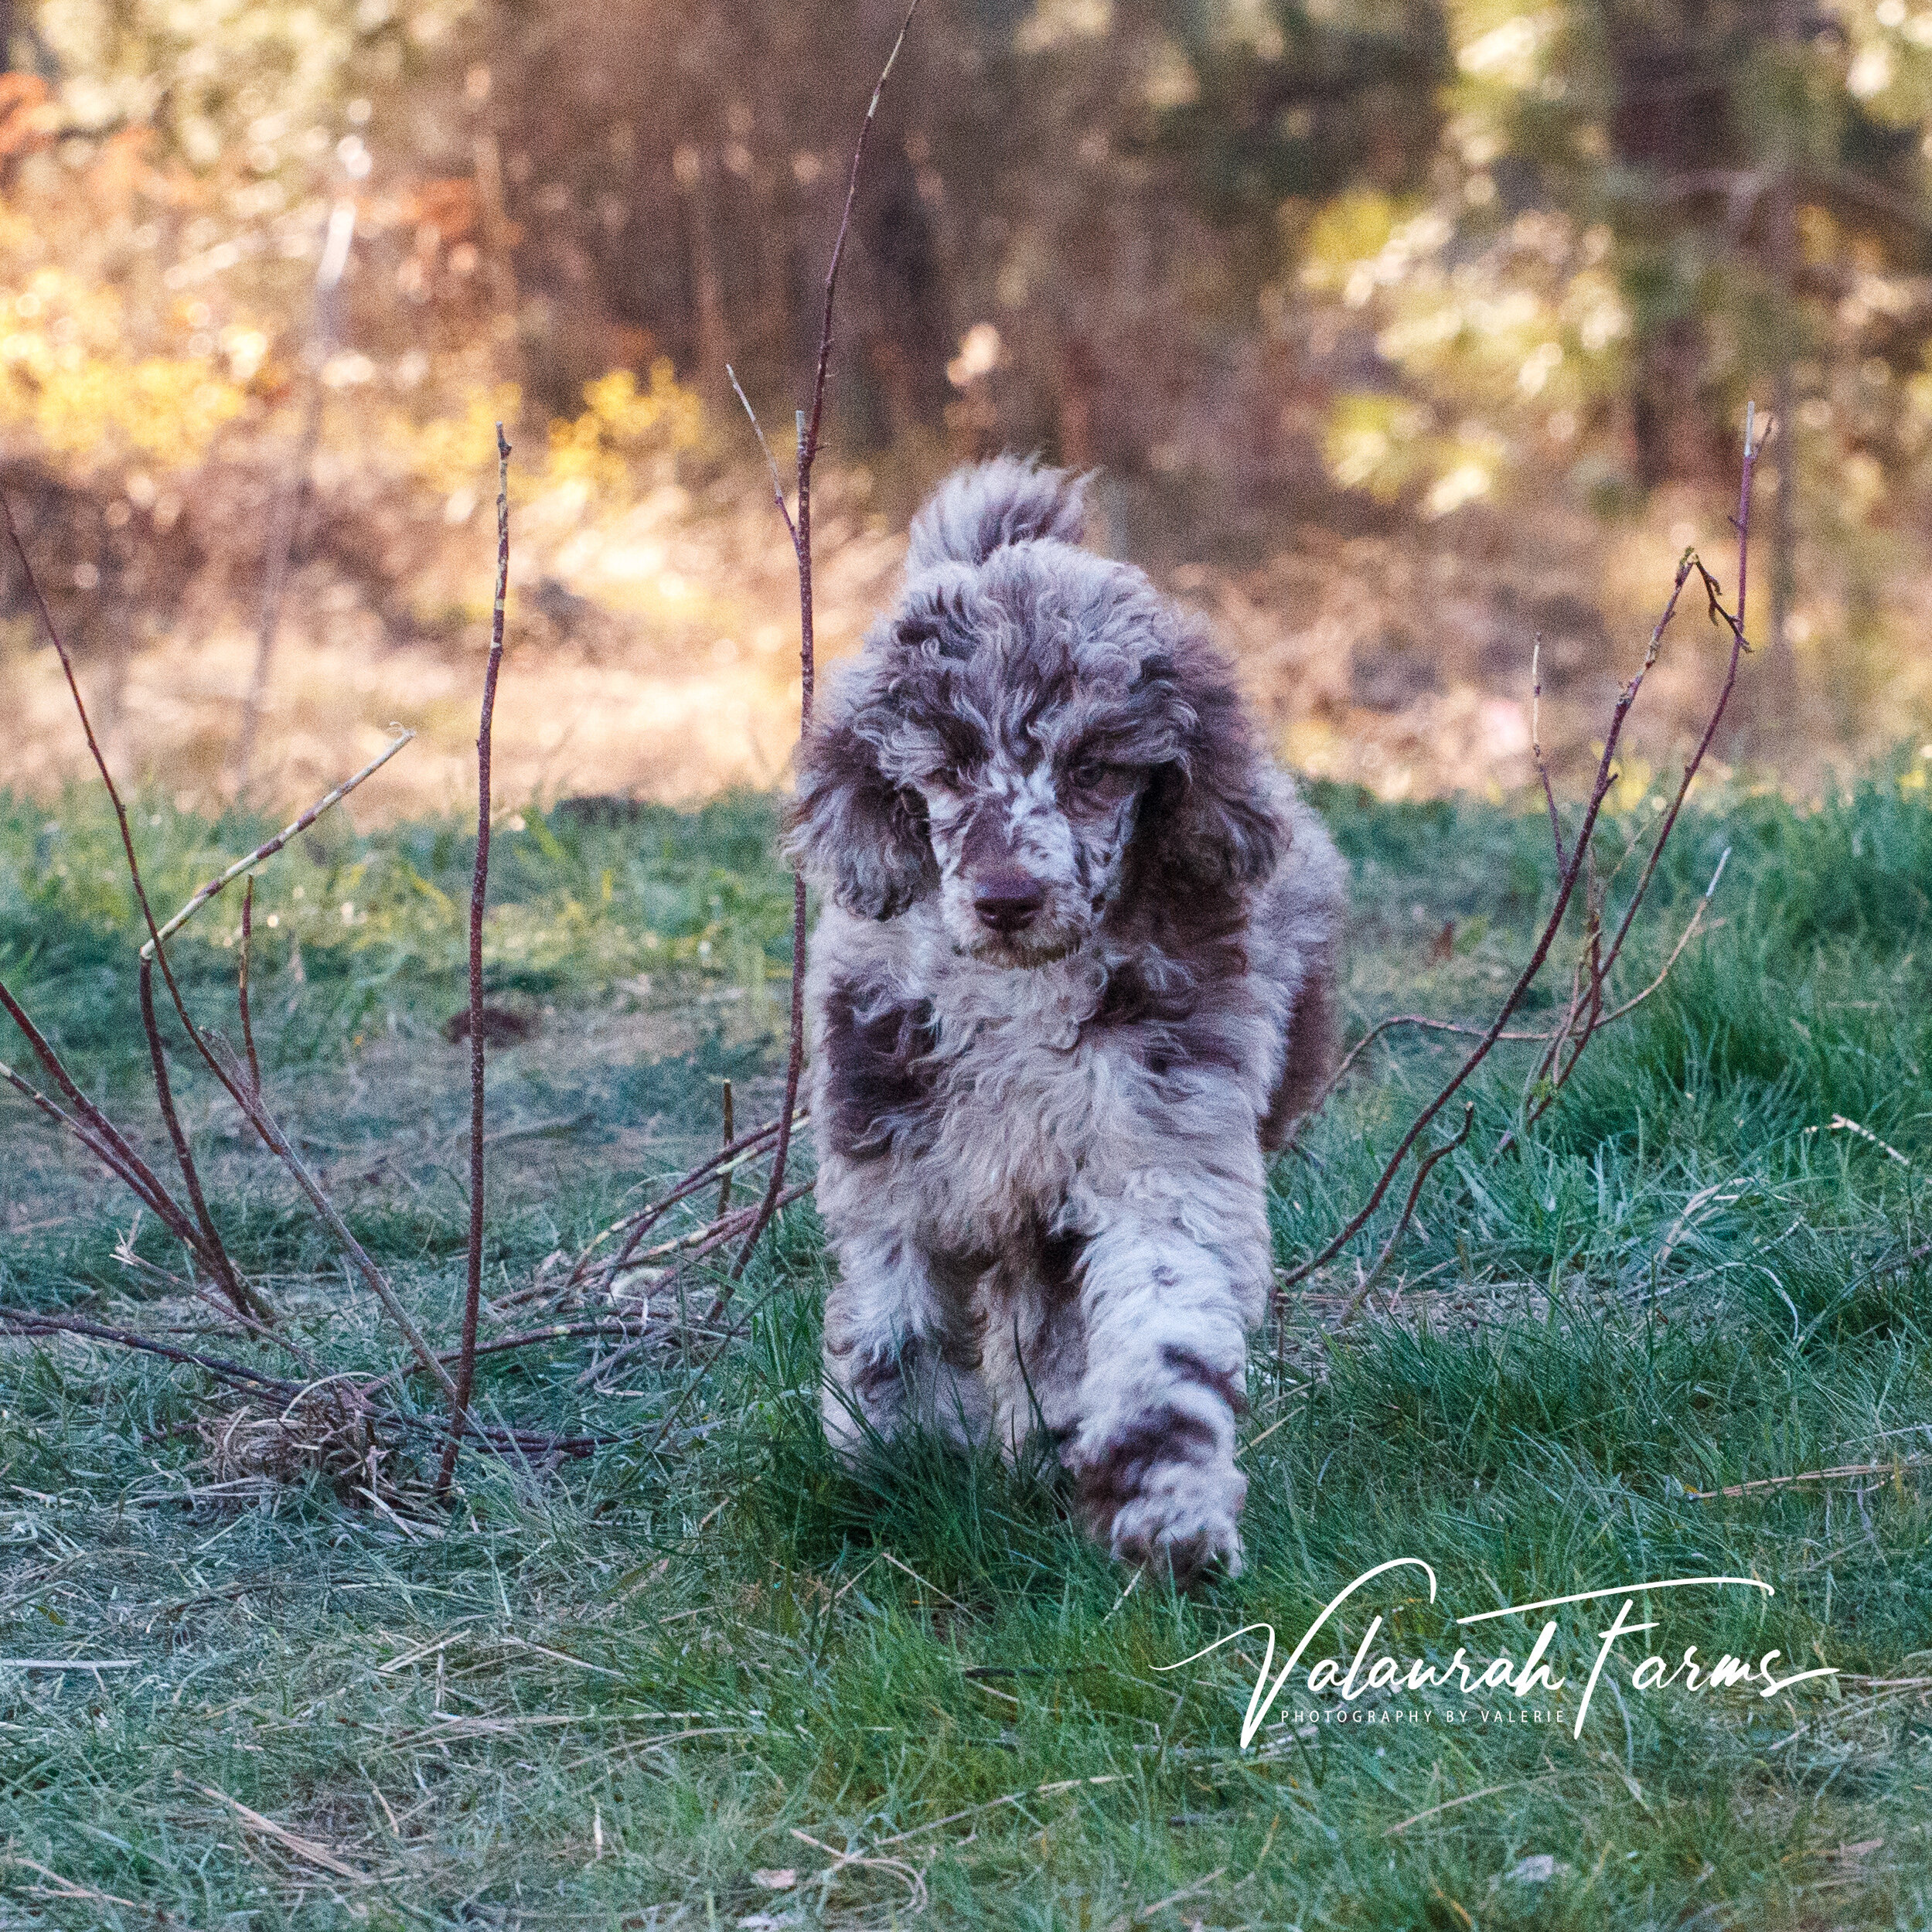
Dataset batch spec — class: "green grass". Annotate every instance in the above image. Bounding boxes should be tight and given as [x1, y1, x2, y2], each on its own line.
[3, 768, 1932, 1928]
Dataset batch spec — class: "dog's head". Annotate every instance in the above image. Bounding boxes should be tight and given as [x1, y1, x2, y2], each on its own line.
[787, 457, 1283, 966]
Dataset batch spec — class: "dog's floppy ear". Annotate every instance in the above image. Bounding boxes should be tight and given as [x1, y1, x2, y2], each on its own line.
[1133, 632, 1283, 894]
[785, 677, 939, 920]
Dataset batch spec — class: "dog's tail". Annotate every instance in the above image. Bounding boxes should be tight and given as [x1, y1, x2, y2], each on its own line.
[905, 455, 1087, 571]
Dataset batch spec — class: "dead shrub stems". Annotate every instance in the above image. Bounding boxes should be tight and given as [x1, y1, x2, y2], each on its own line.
[1282, 404, 1763, 1304]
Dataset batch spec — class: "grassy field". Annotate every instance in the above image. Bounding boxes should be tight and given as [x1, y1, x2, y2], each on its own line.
[3, 766, 1932, 1930]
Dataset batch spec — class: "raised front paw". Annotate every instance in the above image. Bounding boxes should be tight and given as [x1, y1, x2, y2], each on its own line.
[1074, 1413, 1247, 1587]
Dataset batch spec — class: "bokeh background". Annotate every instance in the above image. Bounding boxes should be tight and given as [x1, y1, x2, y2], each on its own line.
[2, 0, 1931, 816]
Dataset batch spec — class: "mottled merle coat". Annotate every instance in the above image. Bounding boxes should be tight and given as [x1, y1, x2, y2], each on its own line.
[785, 458, 1346, 1582]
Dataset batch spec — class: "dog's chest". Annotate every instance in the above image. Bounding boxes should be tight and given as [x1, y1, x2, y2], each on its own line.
[909, 952, 1145, 1225]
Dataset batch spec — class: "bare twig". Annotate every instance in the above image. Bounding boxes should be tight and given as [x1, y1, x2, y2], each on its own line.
[1279, 555, 1694, 1291]
[1507, 414, 1760, 1145]
[5, 402, 492, 1427]
[562, 1111, 797, 1292]
[0, 999, 206, 1252]
[439, 422, 512, 1494]
[137, 956, 265, 1323]
[0, 1310, 304, 1398]
[238, 879, 262, 1095]
[0, 1310, 599, 1462]
[1686, 1453, 1930, 1500]
[1306, 1014, 1537, 1118]
[717, 1078, 734, 1219]
[5, 727, 411, 1320]
[1530, 637, 1568, 871]
[1337, 1103, 1474, 1325]
[360, 1319, 644, 1397]
[1305, 861, 1727, 1123]
[729, 0, 923, 1284]
[726, 366, 796, 543]
[2, 956, 266, 1322]
[201, 1032, 461, 1406]
[567, 1113, 803, 1290]
[576, 1182, 813, 1392]
[632, 1232, 813, 1442]
[142, 728, 415, 958]
[1593, 847, 1728, 1030]
[608, 1187, 814, 1279]
[185, 1777, 373, 1885]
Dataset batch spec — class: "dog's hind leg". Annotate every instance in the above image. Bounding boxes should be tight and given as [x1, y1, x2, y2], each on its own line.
[821, 1233, 992, 1461]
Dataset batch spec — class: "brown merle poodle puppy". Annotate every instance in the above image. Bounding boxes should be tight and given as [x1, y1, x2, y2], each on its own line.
[785, 457, 1346, 1583]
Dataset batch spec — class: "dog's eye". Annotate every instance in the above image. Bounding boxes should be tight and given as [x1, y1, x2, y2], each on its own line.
[1069, 757, 1111, 790]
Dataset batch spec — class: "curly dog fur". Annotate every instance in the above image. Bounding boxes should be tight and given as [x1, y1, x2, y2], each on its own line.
[785, 456, 1347, 1582]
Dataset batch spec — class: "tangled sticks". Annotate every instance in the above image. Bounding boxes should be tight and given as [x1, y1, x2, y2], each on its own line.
[1286, 404, 1763, 1323]
[0, 429, 606, 1480]
[0, 13, 931, 1486]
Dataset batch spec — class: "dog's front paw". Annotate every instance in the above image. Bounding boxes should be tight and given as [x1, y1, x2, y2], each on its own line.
[1074, 1414, 1247, 1588]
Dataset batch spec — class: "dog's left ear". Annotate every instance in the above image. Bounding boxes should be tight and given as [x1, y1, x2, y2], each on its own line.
[1134, 634, 1283, 892]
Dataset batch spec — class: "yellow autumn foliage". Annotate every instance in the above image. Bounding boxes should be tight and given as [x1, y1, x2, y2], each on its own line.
[544, 360, 705, 500]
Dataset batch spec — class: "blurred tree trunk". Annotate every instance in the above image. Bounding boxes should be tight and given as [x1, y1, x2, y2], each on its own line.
[1610, 1, 1729, 488]
[676, 144, 732, 397]
[1764, 0, 1800, 734]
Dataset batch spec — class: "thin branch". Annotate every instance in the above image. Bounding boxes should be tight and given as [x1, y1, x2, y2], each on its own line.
[1337, 1103, 1474, 1326]
[201, 1031, 461, 1407]
[142, 730, 415, 958]
[717, 1078, 734, 1220]
[1289, 410, 1761, 1297]
[439, 423, 512, 1494]
[0, 1058, 196, 1237]
[6, 465, 468, 1406]
[238, 879, 261, 1096]
[1509, 416, 1760, 1142]
[727, 366, 797, 543]
[0, 983, 206, 1249]
[730, 0, 922, 1283]
[563, 1110, 796, 1292]
[1589, 848, 1728, 1031]
[0, 1314, 601, 1463]
[609, 1192, 809, 1277]
[1686, 1453, 1930, 1501]
[1530, 638, 1568, 871]
[362, 1319, 644, 1395]
[137, 956, 265, 1324]
[0, 487, 172, 953]
[577, 1183, 812, 1392]
[1304, 1013, 1543, 1117]
[1586, 469, 1757, 997]
[0, 1310, 302, 1398]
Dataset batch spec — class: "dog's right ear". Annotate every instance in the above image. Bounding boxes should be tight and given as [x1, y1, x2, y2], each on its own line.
[785, 693, 939, 920]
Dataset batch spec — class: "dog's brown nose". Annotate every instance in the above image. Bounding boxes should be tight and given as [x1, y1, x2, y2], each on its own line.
[973, 869, 1046, 934]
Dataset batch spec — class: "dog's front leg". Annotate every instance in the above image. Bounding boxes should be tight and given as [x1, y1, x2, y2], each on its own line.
[821, 1229, 991, 1461]
[1064, 1218, 1256, 1584]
